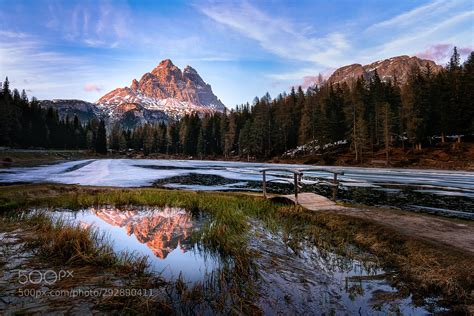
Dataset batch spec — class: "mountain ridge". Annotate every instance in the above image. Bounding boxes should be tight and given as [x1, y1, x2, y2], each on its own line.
[39, 55, 442, 128]
[327, 55, 442, 86]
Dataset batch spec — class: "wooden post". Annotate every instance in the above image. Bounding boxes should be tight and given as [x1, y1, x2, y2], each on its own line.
[294, 172, 298, 204]
[332, 173, 338, 201]
[262, 170, 267, 198]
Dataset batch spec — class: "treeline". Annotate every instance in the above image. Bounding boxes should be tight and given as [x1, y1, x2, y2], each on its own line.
[114, 48, 473, 161]
[0, 78, 107, 153]
[2, 48, 472, 162]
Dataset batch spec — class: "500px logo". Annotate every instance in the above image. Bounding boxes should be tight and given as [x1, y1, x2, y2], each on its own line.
[18, 269, 74, 285]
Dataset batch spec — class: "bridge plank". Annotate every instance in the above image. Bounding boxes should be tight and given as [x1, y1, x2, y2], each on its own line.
[270, 192, 346, 211]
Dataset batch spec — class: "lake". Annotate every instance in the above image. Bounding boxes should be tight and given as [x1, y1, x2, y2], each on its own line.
[1, 159, 473, 218]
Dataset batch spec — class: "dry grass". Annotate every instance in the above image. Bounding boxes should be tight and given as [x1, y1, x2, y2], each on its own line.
[0, 185, 271, 313]
[1, 184, 473, 312]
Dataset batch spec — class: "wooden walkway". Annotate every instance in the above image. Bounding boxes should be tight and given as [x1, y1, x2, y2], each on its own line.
[260, 168, 346, 211]
[269, 192, 345, 211]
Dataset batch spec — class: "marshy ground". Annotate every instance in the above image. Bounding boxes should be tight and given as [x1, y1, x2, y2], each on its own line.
[0, 184, 473, 314]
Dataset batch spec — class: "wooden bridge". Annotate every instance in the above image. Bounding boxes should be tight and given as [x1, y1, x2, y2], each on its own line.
[259, 168, 345, 211]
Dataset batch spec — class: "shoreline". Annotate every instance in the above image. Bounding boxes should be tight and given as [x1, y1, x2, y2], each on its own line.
[1, 148, 474, 171]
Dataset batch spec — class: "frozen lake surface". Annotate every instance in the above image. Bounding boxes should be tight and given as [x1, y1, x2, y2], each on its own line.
[1, 159, 473, 218]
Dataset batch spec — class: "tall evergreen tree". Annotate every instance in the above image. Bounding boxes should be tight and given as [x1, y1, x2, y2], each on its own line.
[95, 120, 107, 154]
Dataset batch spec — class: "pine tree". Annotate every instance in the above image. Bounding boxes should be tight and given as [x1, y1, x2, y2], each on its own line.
[403, 66, 430, 150]
[448, 46, 460, 71]
[95, 120, 107, 154]
[142, 124, 154, 155]
[224, 112, 238, 157]
[0, 77, 13, 145]
[350, 78, 369, 161]
[299, 88, 316, 144]
[461, 51, 474, 135]
[380, 102, 393, 163]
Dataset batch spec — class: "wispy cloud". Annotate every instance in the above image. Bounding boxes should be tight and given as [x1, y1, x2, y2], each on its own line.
[371, 10, 474, 61]
[0, 31, 28, 39]
[199, 1, 350, 68]
[45, 0, 133, 48]
[372, 0, 458, 29]
[0, 32, 97, 98]
[1, 0, 472, 106]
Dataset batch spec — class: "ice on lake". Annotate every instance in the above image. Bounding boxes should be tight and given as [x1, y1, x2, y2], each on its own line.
[1, 159, 473, 217]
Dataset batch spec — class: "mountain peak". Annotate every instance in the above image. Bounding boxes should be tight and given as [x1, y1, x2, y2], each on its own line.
[158, 59, 175, 68]
[130, 79, 139, 91]
[183, 65, 198, 74]
[96, 60, 226, 126]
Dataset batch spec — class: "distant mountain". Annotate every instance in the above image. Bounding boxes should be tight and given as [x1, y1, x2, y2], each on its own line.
[39, 56, 442, 129]
[327, 55, 443, 86]
[38, 99, 101, 122]
[97, 59, 226, 123]
[39, 59, 226, 128]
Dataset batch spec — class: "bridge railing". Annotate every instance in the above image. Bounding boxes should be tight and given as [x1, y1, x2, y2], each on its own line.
[259, 168, 345, 202]
[259, 168, 302, 202]
[300, 168, 344, 201]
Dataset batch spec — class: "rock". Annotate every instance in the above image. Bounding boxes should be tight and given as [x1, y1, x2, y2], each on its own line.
[327, 55, 443, 86]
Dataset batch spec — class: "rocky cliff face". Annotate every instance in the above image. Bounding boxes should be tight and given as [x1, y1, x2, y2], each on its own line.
[327, 55, 442, 86]
[39, 59, 226, 128]
[96, 59, 226, 124]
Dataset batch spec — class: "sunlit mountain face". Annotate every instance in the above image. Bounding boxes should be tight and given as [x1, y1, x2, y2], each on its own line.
[89, 206, 195, 259]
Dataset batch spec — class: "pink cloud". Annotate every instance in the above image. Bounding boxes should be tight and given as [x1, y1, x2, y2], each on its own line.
[298, 72, 331, 89]
[417, 44, 473, 63]
[84, 83, 103, 92]
[300, 76, 318, 89]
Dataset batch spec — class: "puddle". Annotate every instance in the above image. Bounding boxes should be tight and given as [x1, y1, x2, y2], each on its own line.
[47, 206, 222, 282]
[250, 222, 446, 315]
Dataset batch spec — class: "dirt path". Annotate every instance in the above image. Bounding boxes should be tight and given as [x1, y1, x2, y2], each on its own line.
[266, 192, 474, 255]
[329, 207, 474, 255]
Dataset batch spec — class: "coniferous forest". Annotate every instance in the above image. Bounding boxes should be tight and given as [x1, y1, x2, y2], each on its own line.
[0, 78, 107, 153]
[1, 49, 473, 161]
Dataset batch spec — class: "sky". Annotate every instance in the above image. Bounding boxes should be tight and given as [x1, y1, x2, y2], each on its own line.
[0, 0, 473, 108]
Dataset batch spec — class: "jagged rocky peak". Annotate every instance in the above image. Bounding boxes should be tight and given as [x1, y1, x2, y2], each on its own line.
[96, 58, 226, 124]
[130, 79, 139, 91]
[327, 55, 443, 86]
[151, 59, 182, 79]
[183, 65, 206, 86]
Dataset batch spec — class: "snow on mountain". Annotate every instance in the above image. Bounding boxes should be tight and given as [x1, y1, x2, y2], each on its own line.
[39, 59, 226, 128]
[96, 59, 226, 125]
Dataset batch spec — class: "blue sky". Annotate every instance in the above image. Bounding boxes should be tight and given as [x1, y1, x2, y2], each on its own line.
[1, 0, 473, 107]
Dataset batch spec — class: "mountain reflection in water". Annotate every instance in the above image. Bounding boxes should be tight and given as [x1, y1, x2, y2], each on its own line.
[54, 206, 219, 282]
[93, 207, 193, 259]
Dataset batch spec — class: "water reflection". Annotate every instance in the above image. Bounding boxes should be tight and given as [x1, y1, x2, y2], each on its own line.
[252, 224, 443, 315]
[55, 206, 219, 282]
